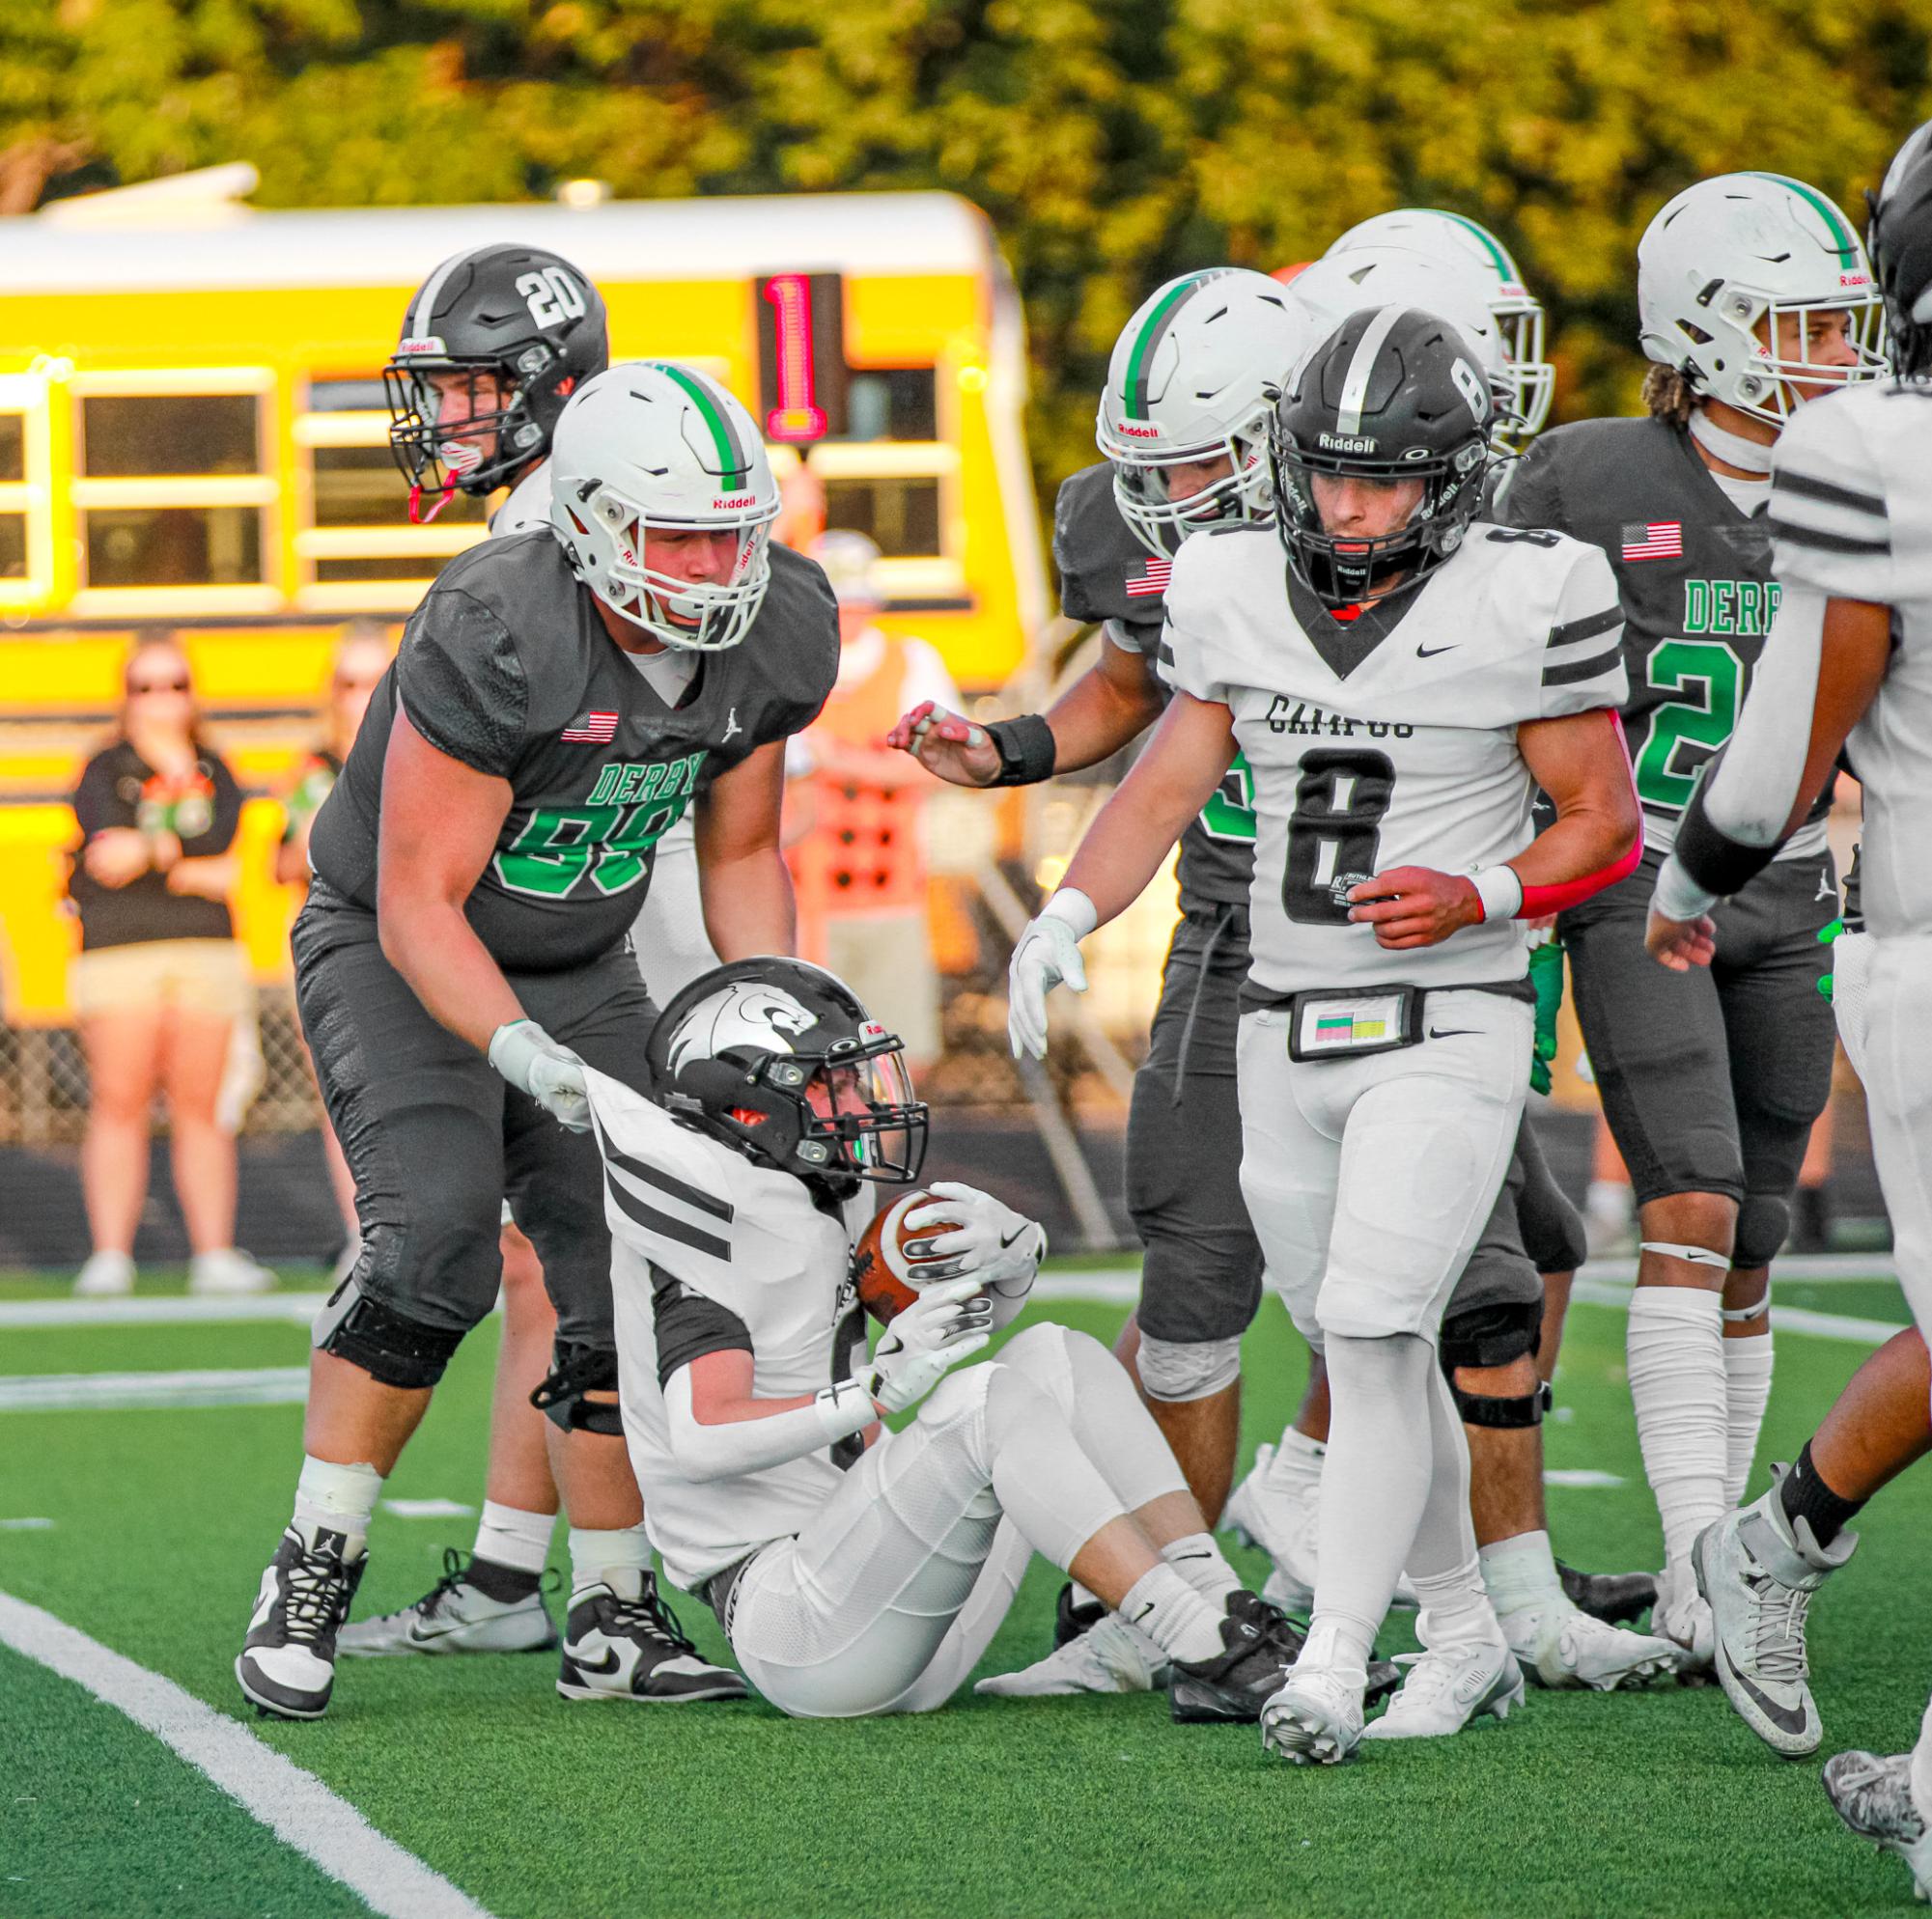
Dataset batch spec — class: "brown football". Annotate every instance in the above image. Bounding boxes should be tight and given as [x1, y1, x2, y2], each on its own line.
[852, 1188, 952, 1323]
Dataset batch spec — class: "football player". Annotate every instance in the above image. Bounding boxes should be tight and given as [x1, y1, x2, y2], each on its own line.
[596, 957, 1313, 1721]
[1008, 306, 1641, 1761]
[1496, 172, 1889, 1665]
[235, 362, 839, 1720]
[1644, 128, 1932, 1878]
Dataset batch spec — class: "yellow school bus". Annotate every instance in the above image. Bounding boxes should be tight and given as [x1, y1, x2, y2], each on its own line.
[0, 169, 1049, 1021]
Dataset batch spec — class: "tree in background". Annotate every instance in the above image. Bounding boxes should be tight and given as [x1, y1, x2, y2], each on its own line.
[2, 0, 1926, 498]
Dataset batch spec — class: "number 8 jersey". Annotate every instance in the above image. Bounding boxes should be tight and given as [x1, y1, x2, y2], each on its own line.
[1160, 521, 1626, 998]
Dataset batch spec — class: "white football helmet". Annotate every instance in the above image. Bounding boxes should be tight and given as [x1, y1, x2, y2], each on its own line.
[1327, 209, 1554, 436]
[1638, 173, 1887, 427]
[549, 362, 780, 650]
[1095, 268, 1315, 557]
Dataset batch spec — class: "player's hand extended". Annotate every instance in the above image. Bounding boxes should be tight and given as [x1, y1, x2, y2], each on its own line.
[904, 1182, 1047, 1296]
[864, 1277, 994, 1413]
[1644, 908, 1718, 972]
[1007, 899, 1091, 1059]
[1347, 866, 1484, 948]
[887, 701, 1002, 788]
[488, 1018, 592, 1131]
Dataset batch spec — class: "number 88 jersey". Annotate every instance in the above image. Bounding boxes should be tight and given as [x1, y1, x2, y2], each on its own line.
[1160, 521, 1627, 998]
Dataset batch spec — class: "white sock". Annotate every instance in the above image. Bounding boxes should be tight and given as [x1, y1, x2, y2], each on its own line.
[1161, 1531, 1242, 1609]
[1478, 1529, 1567, 1618]
[1409, 1556, 1498, 1648]
[1627, 1287, 1727, 1571]
[294, 1456, 381, 1549]
[1299, 1614, 1374, 1684]
[567, 1523, 653, 1600]
[1261, 1427, 1326, 1497]
[1722, 1331, 1776, 1509]
[474, 1500, 556, 1576]
[1119, 1562, 1224, 1666]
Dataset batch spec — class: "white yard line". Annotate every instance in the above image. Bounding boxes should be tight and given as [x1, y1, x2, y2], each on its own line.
[1570, 1278, 1903, 1347]
[0, 1368, 310, 1411]
[0, 1292, 330, 1329]
[0, 1590, 497, 1919]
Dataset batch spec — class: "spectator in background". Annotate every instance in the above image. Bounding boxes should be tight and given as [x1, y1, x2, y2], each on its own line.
[276, 622, 391, 1274]
[786, 532, 959, 1072]
[67, 636, 274, 1298]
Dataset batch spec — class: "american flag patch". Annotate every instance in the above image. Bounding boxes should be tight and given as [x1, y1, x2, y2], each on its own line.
[1125, 556, 1172, 598]
[560, 710, 619, 744]
[1621, 521, 1683, 562]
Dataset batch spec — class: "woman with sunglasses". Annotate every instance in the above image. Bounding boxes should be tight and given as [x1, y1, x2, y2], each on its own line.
[67, 635, 273, 1298]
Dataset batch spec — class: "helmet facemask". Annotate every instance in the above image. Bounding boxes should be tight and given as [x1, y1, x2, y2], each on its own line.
[1676, 287, 1888, 426]
[1102, 412, 1274, 557]
[384, 341, 564, 517]
[783, 1038, 929, 1190]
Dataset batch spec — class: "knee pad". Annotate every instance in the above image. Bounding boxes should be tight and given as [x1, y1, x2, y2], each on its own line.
[1136, 1333, 1243, 1404]
[1438, 1296, 1544, 1373]
[311, 1278, 466, 1389]
[1733, 1193, 1791, 1270]
[530, 1340, 623, 1435]
[1450, 1377, 1552, 1429]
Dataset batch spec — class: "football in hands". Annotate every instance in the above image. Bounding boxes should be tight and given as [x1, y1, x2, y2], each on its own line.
[852, 1188, 951, 1324]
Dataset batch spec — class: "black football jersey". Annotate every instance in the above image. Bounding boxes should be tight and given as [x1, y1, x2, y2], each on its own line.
[309, 531, 838, 972]
[1053, 461, 1256, 915]
[1497, 417, 1829, 850]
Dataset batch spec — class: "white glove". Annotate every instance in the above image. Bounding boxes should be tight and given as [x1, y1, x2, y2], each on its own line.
[1007, 889, 1096, 1060]
[904, 1182, 1046, 1299]
[488, 1019, 591, 1132]
[863, 1277, 993, 1414]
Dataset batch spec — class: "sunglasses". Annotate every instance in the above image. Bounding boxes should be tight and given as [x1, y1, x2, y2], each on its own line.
[128, 678, 190, 695]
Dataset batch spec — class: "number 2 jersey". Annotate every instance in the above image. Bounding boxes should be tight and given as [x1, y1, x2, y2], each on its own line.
[308, 529, 838, 972]
[1768, 378, 1932, 938]
[1498, 416, 1831, 861]
[1159, 523, 1627, 999]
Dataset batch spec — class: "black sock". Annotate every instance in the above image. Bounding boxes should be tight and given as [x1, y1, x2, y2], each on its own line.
[1778, 1439, 1864, 1548]
[464, 1553, 545, 1603]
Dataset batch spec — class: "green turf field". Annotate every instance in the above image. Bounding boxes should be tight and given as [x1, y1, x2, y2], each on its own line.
[2, 1264, 1927, 1919]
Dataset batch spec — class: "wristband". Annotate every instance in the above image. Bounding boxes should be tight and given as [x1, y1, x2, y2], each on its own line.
[814, 1378, 877, 1441]
[1652, 852, 1721, 925]
[1471, 865, 1525, 923]
[985, 713, 1058, 788]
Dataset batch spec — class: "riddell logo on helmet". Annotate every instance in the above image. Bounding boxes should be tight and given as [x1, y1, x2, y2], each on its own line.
[1839, 271, 1873, 288]
[1319, 431, 1378, 453]
[1113, 422, 1162, 438]
[714, 493, 758, 508]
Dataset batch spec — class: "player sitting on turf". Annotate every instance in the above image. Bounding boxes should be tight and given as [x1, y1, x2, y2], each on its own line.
[590, 957, 1311, 1721]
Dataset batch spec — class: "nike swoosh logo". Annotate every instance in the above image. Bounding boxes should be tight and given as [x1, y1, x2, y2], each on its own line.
[1427, 1028, 1478, 1040]
[999, 1227, 1025, 1250]
[1416, 643, 1458, 657]
[1724, 1657, 1810, 1736]
[569, 1646, 622, 1676]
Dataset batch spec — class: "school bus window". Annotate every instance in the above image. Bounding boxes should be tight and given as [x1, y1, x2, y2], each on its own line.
[0, 515, 25, 579]
[844, 370, 938, 444]
[824, 476, 941, 558]
[310, 444, 485, 528]
[0, 414, 22, 486]
[83, 506, 264, 588]
[306, 378, 390, 413]
[80, 394, 262, 478]
[313, 553, 448, 584]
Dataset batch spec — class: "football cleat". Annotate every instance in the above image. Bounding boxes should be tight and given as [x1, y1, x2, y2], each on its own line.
[1169, 1590, 1309, 1724]
[1224, 1447, 1416, 1612]
[1823, 1750, 1932, 1902]
[1555, 1559, 1659, 1627]
[338, 1548, 559, 1658]
[1694, 1484, 1857, 1757]
[977, 1614, 1168, 1697]
[1260, 1666, 1366, 1766]
[235, 1522, 367, 1720]
[1362, 1633, 1524, 1741]
[1500, 1599, 1681, 1691]
[556, 1571, 747, 1703]
[1652, 1561, 1717, 1675]
[1052, 1580, 1106, 1650]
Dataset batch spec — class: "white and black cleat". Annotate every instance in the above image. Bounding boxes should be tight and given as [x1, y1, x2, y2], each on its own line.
[1361, 1633, 1524, 1741]
[978, 1613, 1169, 1697]
[1500, 1599, 1682, 1691]
[1695, 1482, 1856, 1758]
[338, 1548, 559, 1658]
[235, 1523, 367, 1720]
[1652, 1560, 1717, 1680]
[1824, 1751, 1932, 1902]
[1554, 1559, 1658, 1627]
[556, 1571, 747, 1703]
[1260, 1666, 1366, 1766]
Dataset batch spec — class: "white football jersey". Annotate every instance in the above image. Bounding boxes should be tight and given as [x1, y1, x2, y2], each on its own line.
[490, 459, 552, 538]
[1161, 523, 1627, 997]
[585, 1069, 872, 1593]
[1770, 380, 1932, 937]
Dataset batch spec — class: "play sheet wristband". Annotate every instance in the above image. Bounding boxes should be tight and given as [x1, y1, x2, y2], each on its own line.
[1287, 986, 1424, 1062]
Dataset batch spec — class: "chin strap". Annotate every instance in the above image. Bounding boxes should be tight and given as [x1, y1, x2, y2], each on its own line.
[1688, 408, 1775, 476]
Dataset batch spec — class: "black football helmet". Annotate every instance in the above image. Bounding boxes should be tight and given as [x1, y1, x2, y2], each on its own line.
[1270, 304, 1493, 607]
[384, 243, 608, 515]
[646, 959, 929, 1200]
[1868, 120, 1932, 379]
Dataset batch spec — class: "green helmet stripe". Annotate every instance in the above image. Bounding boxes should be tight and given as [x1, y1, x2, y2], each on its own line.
[1746, 173, 1860, 266]
[652, 361, 750, 487]
[1439, 210, 1518, 281]
[1122, 273, 1218, 420]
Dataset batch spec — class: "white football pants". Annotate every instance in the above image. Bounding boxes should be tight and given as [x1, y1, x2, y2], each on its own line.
[1858, 933, 1932, 1361]
[725, 1321, 1189, 1718]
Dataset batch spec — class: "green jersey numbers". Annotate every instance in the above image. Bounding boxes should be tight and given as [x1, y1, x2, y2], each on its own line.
[1282, 747, 1396, 926]
[494, 751, 706, 900]
[1632, 641, 1743, 814]
[1201, 750, 1258, 842]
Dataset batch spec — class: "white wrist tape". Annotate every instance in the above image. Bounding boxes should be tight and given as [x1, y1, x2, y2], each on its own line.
[1652, 853, 1721, 926]
[1471, 865, 1525, 923]
[1043, 887, 1099, 941]
[815, 1378, 878, 1442]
